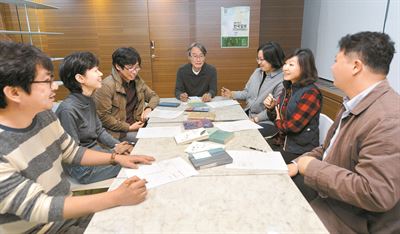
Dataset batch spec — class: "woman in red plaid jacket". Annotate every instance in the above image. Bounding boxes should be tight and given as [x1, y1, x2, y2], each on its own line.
[264, 48, 322, 164]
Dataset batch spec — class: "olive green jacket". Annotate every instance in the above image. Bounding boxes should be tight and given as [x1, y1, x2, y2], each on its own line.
[93, 67, 159, 139]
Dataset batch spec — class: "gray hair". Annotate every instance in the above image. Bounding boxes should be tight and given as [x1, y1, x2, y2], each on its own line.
[187, 42, 207, 56]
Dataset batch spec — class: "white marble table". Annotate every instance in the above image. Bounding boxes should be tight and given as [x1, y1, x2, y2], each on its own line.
[85, 174, 327, 233]
[85, 100, 328, 233]
[148, 97, 249, 123]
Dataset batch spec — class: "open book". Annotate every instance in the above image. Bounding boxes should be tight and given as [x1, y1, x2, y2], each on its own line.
[174, 127, 209, 145]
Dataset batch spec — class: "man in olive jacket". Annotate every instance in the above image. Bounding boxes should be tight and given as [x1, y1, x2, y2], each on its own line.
[288, 32, 400, 233]
[94, 47, 159, 142]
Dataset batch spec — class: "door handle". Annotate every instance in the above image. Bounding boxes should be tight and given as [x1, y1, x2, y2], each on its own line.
[150, 40, 155, 49]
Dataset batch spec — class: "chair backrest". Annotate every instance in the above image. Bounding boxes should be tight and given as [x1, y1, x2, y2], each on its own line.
[319, 113, 334, 145]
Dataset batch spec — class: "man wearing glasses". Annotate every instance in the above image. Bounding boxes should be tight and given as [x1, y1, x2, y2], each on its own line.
[94, 47, 160, 143]
[175, 42, 217, 102]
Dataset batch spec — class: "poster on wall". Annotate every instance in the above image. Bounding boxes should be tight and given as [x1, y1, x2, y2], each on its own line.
[221, 6, 250, 48]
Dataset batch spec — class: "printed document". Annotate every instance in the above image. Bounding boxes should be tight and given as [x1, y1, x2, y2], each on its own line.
[119, 157, 198, 189]
[136, 126, 182, 138]
[213, 119, 262, 132]
[185, 141, 225, 154]
[148, 108, 184, 119]
[206, 99, 239, 108]
[225, 150, 288, 172]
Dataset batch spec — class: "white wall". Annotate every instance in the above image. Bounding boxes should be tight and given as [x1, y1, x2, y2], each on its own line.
[301, 0, 400, 93]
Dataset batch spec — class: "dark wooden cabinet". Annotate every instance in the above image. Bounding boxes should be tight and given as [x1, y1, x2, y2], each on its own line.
[316, 78, 344, 120]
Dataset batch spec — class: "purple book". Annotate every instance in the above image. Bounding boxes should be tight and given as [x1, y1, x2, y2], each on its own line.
[183, 119, 214, 130]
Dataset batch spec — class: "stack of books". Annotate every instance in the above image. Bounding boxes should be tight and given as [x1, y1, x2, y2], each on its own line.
[188, 148, 233, 170]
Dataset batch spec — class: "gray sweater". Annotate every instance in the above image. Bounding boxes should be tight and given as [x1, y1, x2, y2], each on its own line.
[233, 68, 284, 122]
[56, 93, 119, 149]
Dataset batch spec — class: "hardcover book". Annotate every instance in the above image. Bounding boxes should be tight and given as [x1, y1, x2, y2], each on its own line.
[188, 148, 233, 170]
[208, 129, 234, 144]
[185, 106, 210, 112]
[187, 112, 216, 121]
[183, 119, 214, 130]
[158, 102, 180, 107]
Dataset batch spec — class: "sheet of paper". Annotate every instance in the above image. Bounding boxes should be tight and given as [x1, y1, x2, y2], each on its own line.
[225, 150, 288, 172]
[136, 126, 182, 138]
[148, 108, 184, 119]
[185, 141, 225, 154]
[206, 99, 240, 108]
[120, 157, 198, 189]
[213, 119, 262, 132]
[174, 128, 209, 144]
[188, 96, 202, 102]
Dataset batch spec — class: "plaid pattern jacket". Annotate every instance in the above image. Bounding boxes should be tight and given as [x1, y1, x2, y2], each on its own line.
[268, 81, 322, 154]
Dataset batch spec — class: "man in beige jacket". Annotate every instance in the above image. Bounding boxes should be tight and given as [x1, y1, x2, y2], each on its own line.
[288, 32, 400, 233]
[94, 47, 159, 142]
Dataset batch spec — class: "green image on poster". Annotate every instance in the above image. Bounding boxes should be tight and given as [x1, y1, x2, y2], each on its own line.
[221, 37, 248, 47]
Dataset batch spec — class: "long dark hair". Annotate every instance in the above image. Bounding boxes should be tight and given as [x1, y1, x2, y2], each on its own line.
[285, 48, 318, 86]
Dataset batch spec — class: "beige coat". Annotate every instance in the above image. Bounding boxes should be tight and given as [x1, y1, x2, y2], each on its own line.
[302, 80, 400, 234]
[93, 68, 159, 139]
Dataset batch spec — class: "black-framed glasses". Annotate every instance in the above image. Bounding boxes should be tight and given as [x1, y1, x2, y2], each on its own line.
[31, 77, 55, 88]
[124, 65, 141, 72]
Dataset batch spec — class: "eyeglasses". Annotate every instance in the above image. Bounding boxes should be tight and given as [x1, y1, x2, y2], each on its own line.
[190, 54, 205, 60]
[124, 65, 141, 72]
[31, 77, 55, 88]
[256, 58, 266, 63]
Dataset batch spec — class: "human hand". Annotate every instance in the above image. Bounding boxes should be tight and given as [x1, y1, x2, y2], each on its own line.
[201, 93, 212, 102]
[114, 141, 134, 155]
[275, 104, 281, 120]
[129, 121, 145, 131]
[221, 87, 232, 98]
[141, 107, 152, 122]
[180, 92, 189, 102]
[114, 176, 147, 206]
[251, 116, 259, 123]
[297, 156, 315, 175]
[115, 154, 155, 169]
[287, 163, 299, 177]
[264, 93, 276, 109]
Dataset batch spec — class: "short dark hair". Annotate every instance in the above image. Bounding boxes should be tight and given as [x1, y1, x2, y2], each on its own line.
[187, 42, 207, 56]
[0, 41, 53, 109]
[339, 31, 395, 75]
[112, 47, 141, 69]
[286, 48, 318, 86]
[59, 51, 99, 93]
[257, 42, 285, 70]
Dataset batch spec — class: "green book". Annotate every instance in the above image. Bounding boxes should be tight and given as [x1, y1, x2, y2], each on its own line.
[208, 130, 234, 144]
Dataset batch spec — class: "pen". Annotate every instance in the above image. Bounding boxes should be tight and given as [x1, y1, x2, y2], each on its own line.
[200, 130, 206, 135]
[243, 145, 266, 152]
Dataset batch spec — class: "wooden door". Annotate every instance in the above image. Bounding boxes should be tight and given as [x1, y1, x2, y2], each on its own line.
[147, 0, 261, 98]
[147, 0, 192, 98]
